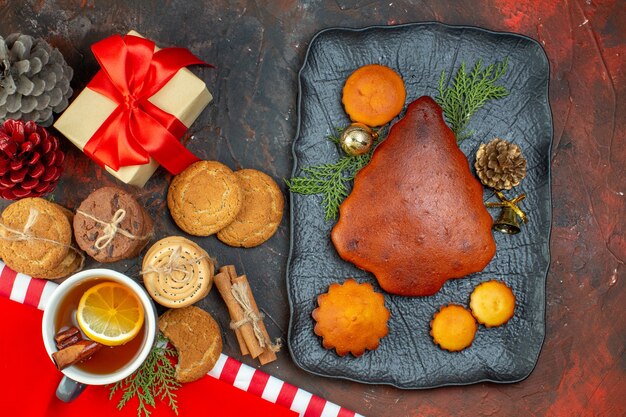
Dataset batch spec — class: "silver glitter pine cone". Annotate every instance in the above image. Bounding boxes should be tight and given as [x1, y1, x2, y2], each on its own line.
[0, 33, 74, 127]
[475, 138, 527, 190]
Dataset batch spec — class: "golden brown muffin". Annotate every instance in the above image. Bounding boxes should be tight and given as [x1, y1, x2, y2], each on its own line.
[217, 169, 284, 248]
[430, 304, 478, 352]
[167, 161, 242, 236]
[470, 280, 516, 327]
[312, 279, 390, 357]
[332, 97, 496, 296]
[159, 306, 223, 383]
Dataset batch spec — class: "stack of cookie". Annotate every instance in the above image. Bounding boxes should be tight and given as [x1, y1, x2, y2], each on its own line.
[167, 161, 284, 247]
[73, 187, 153, 263]
[0, 198, 83, 279]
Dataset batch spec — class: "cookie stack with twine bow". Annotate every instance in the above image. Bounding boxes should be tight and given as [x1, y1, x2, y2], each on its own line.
[0, 197, 83, 279]
[141, 236, 214, 308]
[140, 235, 280, 371]
[73, 187, 153, 262]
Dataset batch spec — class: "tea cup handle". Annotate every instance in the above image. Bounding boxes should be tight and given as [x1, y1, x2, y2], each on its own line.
[56, 375, 86, 402]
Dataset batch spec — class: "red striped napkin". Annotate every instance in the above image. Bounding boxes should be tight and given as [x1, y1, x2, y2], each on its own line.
[0, 262, 362, 417]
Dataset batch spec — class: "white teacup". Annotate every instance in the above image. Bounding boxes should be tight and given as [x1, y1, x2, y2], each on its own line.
[42, 268, 157, 402]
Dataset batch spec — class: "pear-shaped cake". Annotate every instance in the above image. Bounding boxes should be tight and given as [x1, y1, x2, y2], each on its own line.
[331, 96, 496, 296]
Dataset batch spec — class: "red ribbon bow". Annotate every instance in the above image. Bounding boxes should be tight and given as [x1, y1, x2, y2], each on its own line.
[83, 34, 210, 174]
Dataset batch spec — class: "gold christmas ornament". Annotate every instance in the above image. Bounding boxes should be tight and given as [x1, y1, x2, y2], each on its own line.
[475, 138, 527, 190]
[486, 191, 528, 234]
[339, 123, 377, 156]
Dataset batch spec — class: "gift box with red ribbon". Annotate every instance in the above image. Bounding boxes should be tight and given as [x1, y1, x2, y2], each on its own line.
[54, 31, 212, 187]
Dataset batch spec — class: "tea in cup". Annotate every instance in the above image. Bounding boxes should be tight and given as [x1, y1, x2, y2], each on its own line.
[42, 269, 157, 401]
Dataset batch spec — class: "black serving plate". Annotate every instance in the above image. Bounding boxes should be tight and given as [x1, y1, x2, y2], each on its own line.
[287, 23, 552, 389]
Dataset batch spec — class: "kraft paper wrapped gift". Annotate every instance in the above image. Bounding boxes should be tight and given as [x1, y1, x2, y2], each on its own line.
[54, 31, 212, 187]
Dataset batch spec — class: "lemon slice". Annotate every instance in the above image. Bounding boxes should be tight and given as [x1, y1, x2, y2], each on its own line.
[77, 282, 144, 346]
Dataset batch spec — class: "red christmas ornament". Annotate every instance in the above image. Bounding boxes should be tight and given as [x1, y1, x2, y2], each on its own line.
[0, 119, 65, 200]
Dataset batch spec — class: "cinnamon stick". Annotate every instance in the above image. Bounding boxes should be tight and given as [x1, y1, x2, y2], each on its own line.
[232, 274, 278, 365]
[54, 327, 80, 346]
[57, 334, 81, 349]
[52, 340, 103, 370]
[219, 265, 249, 356]
[234, 326, 250, 356]
[214, 271, 264, 358]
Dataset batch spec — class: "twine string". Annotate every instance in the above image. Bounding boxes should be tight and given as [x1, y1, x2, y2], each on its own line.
[0, 208, 85, 266]
[229, 282, 281, 352]
[140, 245, 210, 277]
[76, 208, 150, 250]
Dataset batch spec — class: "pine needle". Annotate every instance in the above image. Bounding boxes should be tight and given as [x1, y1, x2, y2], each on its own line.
[436, 59, 509, 141]
[108, 333, 181, 417]
[288, 59, 510, 219]
[286, 129, 382, 221]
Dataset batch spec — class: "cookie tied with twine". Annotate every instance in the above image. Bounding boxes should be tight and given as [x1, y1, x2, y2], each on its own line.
[74, 187, 153, 263]
[142, 236, 214, 308]
[0, 197, 84, 279]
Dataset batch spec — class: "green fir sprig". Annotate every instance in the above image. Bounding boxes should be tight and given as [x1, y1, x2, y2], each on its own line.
[108, 333, 181, 417]
[436, 59, 509, 141]
[285, 129, 382, 221]
[288, 59, 510, 220]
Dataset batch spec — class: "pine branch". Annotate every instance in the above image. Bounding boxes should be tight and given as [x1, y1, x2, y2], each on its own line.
[436, 59, 509, 141]
[286, 130, 382, 221]
[108, 333, 180, 417]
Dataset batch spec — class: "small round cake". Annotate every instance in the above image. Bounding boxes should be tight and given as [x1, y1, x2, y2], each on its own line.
[470, 280, 516, 327]
[430, 304, 477, 352]
[312, 279, 390, 357]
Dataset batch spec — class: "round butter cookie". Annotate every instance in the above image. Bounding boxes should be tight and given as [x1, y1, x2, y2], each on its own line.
[167, 161, 242, 236]
[0, 197, 72, 278]
[159, 306, 222, 383]
[142, 236, 214, 308]
[217, 169, 284, 248]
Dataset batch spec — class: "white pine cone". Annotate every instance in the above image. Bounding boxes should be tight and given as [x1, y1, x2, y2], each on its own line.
[0, 33, 73, 127]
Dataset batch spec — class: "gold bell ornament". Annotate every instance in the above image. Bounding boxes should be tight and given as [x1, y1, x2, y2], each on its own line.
[339, 123, 378, 156]
[476, 138, 530, 234]
[486, 191, 528, 235]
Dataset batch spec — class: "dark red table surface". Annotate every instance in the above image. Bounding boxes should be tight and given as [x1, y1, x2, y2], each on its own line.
[1, 1, 624, 416]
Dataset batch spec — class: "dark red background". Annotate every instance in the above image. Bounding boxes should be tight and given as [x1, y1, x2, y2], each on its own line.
[1, 1, 625, 416]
